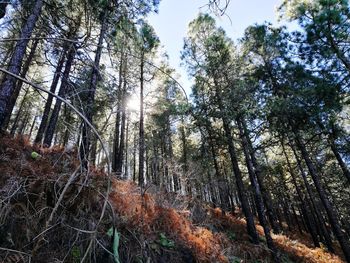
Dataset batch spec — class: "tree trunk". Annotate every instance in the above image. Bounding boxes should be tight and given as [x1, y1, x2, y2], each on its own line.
[80, 10, 107, 166]
[2, 37, 40, 129]
[317, 120, 350, 184]
[290, 142, 334, 252]
[212, 78, 258, 243]
[281, 141, 320, 247]
[116, 76, 127, 174]
[90, 139, 98, 165]
[35, 49, 67, 144]
[222, 118, 259, 243]
[237, 117, 278, 258]
[133, 129, 137, 182]
[43, 46, 76, 146]
[124, 112, 130, 179]
[28, 116, 37, 138]
[242, 119, 281, 234]
[112, 50, 123, 172]
[0, 0, 43, 128]
[330, 139, 350, 184]
[9, 88, 30, 136]
[294, 131, 350, 261]
[180, 116, 189, 193]
[18, 112, 29, 135]
[138, 52, 145, 186]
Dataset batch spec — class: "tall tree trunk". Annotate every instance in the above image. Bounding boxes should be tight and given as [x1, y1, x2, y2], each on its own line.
[62, 104, 72, 147]
[294, 131, 350, 261]
[237, 117, 278, 258]
[242, 119, 281, 234]
[0, 0, 44, 128]
[166, 115, 178, 191]
[112, 50, 123, 172]
[281, 141, 320, 247]
[329, 139, 350, 184]
[124, 112, 130, 179]
[113, 100, 121, 171]
[278, 182, 293, 232]
[208, 138, 219, 206]
[291, 204, 303, 234]
[222, 118, 259, 243]
[138, 52, 145, 186]
[117, 110, 126, 174]
[317, 120, 350, 184]
[18, 112, 29, 135]
[133, 129, 137, 182]
[116, 80, 127, 174]
[90, 139, 98, 165]
[290, 142, 334, 252]
[211, 77, 258, 243]
[180, 116, 189, 193]
[80, 11, 107, 166]
[43, 45, 76, 146]
[9, 88, 30, 136]
[2, 37, 40, 129]
[208, 134, 219, 207]
[28, 116, 37, 138]
[35, 49, 67, 144]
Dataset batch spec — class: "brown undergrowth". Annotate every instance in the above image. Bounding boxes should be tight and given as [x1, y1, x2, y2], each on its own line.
[206, 207, 344, 262]
[0, 134, 346, 262]
[0, 135, 112, 262]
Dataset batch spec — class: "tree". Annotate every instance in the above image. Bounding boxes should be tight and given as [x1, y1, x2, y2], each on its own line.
[0, 0, 44, 128]
[242, 23, 350, 261]
[136, 21, 159, 186]
[182, 14, 260, 245]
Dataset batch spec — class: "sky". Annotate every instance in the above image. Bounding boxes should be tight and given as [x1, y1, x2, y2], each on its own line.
[147, 0, 283, 94]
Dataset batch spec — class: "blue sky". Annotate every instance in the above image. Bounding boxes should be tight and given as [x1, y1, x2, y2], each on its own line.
[148, 0, 283, 93]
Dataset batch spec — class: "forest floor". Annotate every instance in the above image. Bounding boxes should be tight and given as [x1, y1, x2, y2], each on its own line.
[0, 134, 345, 263]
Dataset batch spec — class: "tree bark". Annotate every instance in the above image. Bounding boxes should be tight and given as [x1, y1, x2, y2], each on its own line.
[138, 51, 145, 186]
[35, 50, 67, 144]
[0, 0, 44, 128]
[9, 88, 30, 136]
[294, 131, 350, 261]
[116, 69, 128, 174]
[133, 128, 137, 182]
[242, 119, 281, 234]
[211, 78, 258, 243]
[80, 10, 107, 166]
[180, 116, 189, 194]
[281, 141, 320, 247]
[43, 45, 76, 146]
[2, 37, 40, 130]
[329, 139, 350, 184]
[222, 118, 259, 243]
[28, 116, 37, 138]
[124, 112, 130, 179]
[112, 50, 123, 172]
[237, 117, 278, 258]
[290, 142, 334, 252]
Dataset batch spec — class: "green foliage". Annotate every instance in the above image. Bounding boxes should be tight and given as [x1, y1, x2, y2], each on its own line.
[279, 0, 350, 79]
[137, 21, 160, 53]
[31, 151, 40, 160]
[226, 230, 236, 241]
[158, 233, 175, 248]
[230, 255, 242, 263]
[107, 227, 121, 263]
[71, 246, 80, 263]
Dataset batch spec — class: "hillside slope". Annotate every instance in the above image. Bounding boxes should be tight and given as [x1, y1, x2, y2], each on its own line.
[0, 135, 345, 263]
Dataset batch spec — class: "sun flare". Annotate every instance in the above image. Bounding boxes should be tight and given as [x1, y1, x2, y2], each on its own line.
[127, 95, 140, 112]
